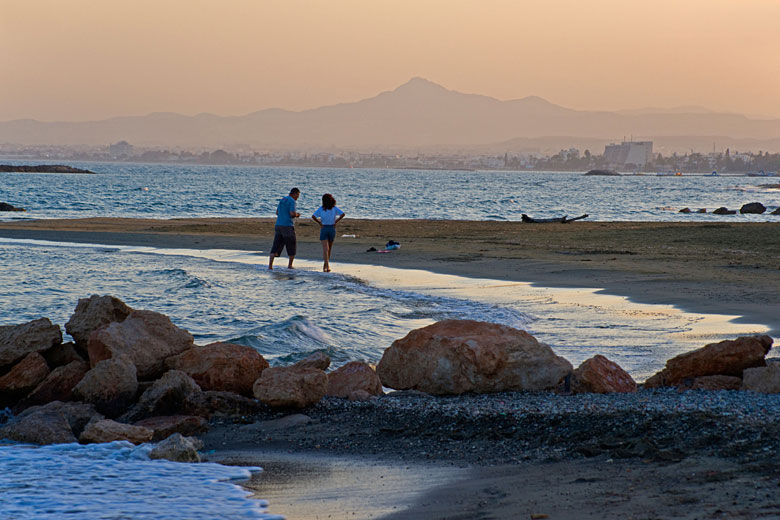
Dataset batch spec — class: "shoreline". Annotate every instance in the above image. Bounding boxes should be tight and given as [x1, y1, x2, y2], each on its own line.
[5, 217, 780, 518]
[1, 217, 779, 336]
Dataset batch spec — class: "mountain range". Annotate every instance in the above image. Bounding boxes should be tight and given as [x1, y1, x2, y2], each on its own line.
[3, 77, 780, 153]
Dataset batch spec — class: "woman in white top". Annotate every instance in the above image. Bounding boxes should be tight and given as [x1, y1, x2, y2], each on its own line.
[311, 193, 345, 272]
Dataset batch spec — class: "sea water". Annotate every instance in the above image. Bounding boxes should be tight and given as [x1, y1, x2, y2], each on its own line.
[0, 441, 281, 519]
[1, 163, 775, 518]
[1, 161, 779, 222]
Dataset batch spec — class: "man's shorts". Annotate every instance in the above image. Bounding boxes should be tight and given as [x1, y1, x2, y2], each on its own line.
[270, 225, 296, 256]
[319, 225, 336, 241]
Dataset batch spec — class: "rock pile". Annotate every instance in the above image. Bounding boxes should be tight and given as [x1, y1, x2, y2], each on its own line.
[1, 296, 776, 453]
[0, 295, 384, 448]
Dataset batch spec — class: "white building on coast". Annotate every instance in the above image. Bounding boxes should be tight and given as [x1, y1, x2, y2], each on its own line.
[604, 141, 653, 168]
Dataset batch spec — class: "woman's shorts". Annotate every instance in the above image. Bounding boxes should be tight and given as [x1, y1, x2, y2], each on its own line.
[319, 225, 336, 241]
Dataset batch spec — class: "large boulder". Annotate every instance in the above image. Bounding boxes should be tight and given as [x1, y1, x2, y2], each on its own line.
[72, 356, 138, 417]
[740, 202, 766, 214]
[87, 310, 194, 379]
[571, 355, 636, 394]
[253, 366, 328, 408]
[65, 295, 133, 351]
[165, 342, 268, 396]
[645, 335, 773, 387]
[79, 418, 153, 444]
[0, 401, 100, 444]
[742, 364, 780, 393]
[376, 320, 573, 395]
[0, 352, 51, 397]
[326, 361, 383, 398]
[133, 415, 208, 441]
[21, 360, 90, 409]
[120, 370, 201, 422]
[150, 433, 203, 463]
[0, 318, 62, 368]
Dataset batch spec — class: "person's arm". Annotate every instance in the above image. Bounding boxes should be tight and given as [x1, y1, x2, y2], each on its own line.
[290, 200, 300, 218]
[334, 207, 345, 225]
[312, 215, 322, 226]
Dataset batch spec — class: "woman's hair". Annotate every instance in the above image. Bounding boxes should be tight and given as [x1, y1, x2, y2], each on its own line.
[322, 193, 336, 210]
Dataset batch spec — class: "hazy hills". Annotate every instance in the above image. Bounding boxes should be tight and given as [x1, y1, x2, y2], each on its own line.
[3, 77, 780, 153]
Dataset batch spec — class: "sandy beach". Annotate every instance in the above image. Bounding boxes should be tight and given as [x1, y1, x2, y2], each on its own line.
[1, 217, 779, 335]
[3, 216, 780, 519]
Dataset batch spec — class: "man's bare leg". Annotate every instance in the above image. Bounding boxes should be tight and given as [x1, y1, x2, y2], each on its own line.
[287, 255, 295, 269]
[269, 253, 276, 270]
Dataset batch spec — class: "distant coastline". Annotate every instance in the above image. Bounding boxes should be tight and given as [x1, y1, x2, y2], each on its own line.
[0, 164, 95, 174]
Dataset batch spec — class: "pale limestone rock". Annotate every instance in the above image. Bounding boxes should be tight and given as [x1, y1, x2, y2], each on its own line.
[376, 320, 572, 395]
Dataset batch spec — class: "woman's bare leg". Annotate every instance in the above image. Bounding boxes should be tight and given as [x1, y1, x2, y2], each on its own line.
[321, 240, 331, 271]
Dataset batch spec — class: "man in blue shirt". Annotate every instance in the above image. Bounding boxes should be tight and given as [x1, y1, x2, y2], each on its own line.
[269, 187, 301, 270]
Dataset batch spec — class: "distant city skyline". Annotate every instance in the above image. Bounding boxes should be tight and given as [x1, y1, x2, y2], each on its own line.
[2, 0, 780, 122]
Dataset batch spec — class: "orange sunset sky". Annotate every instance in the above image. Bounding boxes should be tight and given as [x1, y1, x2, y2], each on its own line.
[2, 0, 779, 122]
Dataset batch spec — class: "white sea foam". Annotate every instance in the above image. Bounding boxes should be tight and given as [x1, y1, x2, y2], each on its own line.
[0, 441, 283, 520]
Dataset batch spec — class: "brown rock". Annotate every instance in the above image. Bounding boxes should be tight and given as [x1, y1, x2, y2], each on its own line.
[0, 352, 50, 396]
[326, 361, 383, 398]
[253, 366, 327, 408]
[293, 351, 331, 371]
[22, 360, 89, 409]
[689, 375, 742, 391]
[79, 418, 153, 444]
[182, 390, 266, 418]
[72, 356, 138, 417]
[87, 309, 194, 379]
[376, 320, 572, 395]
[0, 318, 62, 367]
[42, 341, 84, 368]
[740, 202, 766, 214]
[120, 370, 201, 422]
[0, 405, 77, 444]
[642, 369, 668, 388]
[742, 364, 780, 393]
[65, 294, 133, 350]
[133, 415, 208, 441]
[651, 335, 773, 386]
[165, 342, 268, 396]
[571, 355, 636, 394]
[0, 401, 100, 444]
[149, 433, 203, 462]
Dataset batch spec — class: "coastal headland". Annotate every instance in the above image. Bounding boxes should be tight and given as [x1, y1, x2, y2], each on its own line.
[3, 217, 780, 519]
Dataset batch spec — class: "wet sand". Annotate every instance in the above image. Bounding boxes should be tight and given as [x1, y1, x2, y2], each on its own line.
[4, 217, 780, 519]
[1, 217, 779, 334]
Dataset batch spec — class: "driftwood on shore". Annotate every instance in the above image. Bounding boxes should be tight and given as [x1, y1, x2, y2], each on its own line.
[521, 214, 588, 223]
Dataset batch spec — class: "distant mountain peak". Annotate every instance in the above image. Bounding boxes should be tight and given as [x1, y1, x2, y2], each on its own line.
[393, 77, 450, 93]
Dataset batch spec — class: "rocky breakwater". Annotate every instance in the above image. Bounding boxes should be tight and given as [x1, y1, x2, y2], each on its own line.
[0, 294, 387, 456]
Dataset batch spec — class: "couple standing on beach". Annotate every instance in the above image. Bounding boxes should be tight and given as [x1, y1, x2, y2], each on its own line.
[268, 187, 345, 272]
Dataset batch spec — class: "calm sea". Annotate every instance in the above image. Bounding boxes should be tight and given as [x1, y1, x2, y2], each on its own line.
[0, 162, 775, 518]
[1, 161, 779, 222]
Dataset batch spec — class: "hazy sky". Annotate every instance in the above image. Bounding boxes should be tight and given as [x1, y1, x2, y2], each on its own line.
[2, 0, 780, 121]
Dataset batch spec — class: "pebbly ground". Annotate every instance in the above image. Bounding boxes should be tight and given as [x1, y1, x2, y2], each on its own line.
[201, 390, 780, 519]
